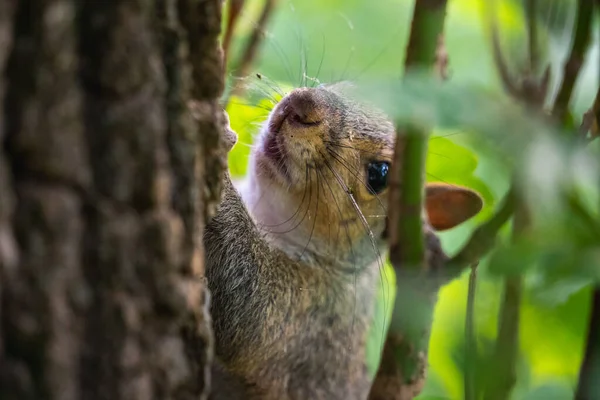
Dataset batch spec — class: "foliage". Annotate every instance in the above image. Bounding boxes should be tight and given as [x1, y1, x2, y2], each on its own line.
[224, 0, 600, 398]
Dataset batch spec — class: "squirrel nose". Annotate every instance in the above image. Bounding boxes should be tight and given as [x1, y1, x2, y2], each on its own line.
[285, 89, 322, 126]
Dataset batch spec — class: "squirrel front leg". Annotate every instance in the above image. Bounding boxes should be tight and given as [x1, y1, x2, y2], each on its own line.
[206, 111, 280, 399]
[204, 111, 265, 345]
[205, 111, 250, 400]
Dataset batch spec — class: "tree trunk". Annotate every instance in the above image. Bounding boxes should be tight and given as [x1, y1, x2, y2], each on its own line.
[0, 0, 226, 399]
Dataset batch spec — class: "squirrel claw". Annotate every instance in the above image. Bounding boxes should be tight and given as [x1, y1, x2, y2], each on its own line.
[222, 110, 238, 152]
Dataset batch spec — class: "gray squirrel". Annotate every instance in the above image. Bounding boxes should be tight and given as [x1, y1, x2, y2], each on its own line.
[204, 83, 482, 399]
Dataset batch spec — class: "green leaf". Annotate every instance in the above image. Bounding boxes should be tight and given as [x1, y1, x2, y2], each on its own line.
[487, 239, 540, 277]
[518, 383, 574, 400]
[427, 134, 496, 215]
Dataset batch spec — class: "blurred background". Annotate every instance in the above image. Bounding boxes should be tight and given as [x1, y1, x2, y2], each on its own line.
[221, 0, 600, 398]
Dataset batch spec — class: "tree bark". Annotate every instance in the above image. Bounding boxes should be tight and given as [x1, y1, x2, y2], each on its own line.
[0, 0, 225, 399]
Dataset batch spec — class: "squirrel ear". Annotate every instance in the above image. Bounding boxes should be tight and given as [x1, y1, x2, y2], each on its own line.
[425, 183, 483, 231]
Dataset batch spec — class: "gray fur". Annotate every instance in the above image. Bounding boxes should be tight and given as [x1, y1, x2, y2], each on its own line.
[204, 85, 394, 400]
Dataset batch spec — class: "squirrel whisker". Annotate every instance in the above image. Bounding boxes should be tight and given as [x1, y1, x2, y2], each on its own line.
[316, 165, 361, 332]
[263, 164, 313, 234]
[260, 164, 311, 228]
[297, 164, 320, 261]
[321, 153, 390, 348]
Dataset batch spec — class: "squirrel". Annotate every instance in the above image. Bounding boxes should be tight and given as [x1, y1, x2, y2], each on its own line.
[204, 83, 483, 400]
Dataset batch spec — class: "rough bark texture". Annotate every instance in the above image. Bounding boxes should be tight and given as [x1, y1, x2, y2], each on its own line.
[0, 0, 225, 398]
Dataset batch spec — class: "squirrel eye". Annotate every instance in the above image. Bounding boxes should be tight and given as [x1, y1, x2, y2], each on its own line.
[366, 161, 389, 194]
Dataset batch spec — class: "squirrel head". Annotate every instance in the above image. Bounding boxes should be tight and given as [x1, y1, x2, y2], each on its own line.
[243, 84, 482, 266]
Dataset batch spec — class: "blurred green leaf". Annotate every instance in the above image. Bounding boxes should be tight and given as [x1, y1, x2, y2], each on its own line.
[427, 134, 496, 213]
[518, 382, 574, 400]
[487, 239, 540, 277]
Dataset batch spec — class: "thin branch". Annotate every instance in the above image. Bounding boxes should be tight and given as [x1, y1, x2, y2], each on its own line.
[447, 184, 516, 276]
[525, 0, 540, 73]
[388, 0, 450, 267]
[403, 0, 449, 72]
[434, 34, 449, 80]
[489, 17, 522, 100]
[389, 0, 449, 267]
[388, 128, 428, 268]
[552, 0, 594, 124]
[489, 14, 549, 107]
[485, 200, 529, 400]
[227, 0, 278, 103]
[574, 5, 600, 389]
[483, 276, 523, 400]
[575, 288, 600, 399]
[464, 262, 479, 400]
[565, 190, 600, 238]
[369, 1, 449, 398]
[579, 86, 600, 140]
[222, 0, 246, 68]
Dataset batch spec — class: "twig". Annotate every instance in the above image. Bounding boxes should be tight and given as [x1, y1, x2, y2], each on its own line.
[483, 276, 523, 400]
[446, 185, 516, 276]
[579, 86, 600, 140]
[222, 0, 246, 68]
[489, 15, 550, 108]
[485, 200, 529, 400]
[525, 0, 540, 73]
[227, 0, 278, 103]
[565, 190, 600, 238]
[403, 0, 449, 72]
[489, 15, 522, 100]
[552, 0, 594, 125]
[575, 288, 600, 399]
[464, 262, 479, 400]
[434, 34, 449, 80]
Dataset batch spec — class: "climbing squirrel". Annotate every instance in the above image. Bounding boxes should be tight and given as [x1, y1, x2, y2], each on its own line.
[204, 83, 482, 399]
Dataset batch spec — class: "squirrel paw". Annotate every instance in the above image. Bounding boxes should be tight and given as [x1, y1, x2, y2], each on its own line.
[187, 100, 238, 153]
[222, 110, 238, 152]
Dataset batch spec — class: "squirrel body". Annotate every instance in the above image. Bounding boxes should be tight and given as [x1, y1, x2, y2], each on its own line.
[206, 176, 379, 399]
[204, 84, 482, 399]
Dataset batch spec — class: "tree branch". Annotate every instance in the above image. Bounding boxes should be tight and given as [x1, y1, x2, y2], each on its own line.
[484, 199, 529, 400]
[525, 0, 540, 73]
[226, 0, 278, 104]
[490, 12, 551, 109]
[434, 34, 449, 80]
[580, 86, 600, 141]
[369, 1, 448, 399]
[446, 185, 516, 276]
[464, 263, 479, 400]
[388, 127, 428, 268]
[222, 0, 246, 68]
[552, 0, 594, 125]
[483, 277, 523, 400]
[575, 288, 600, 399]
[403, 0, 449, 72]
[489, 18, 522, 100]
[574, 1, 600, 391]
